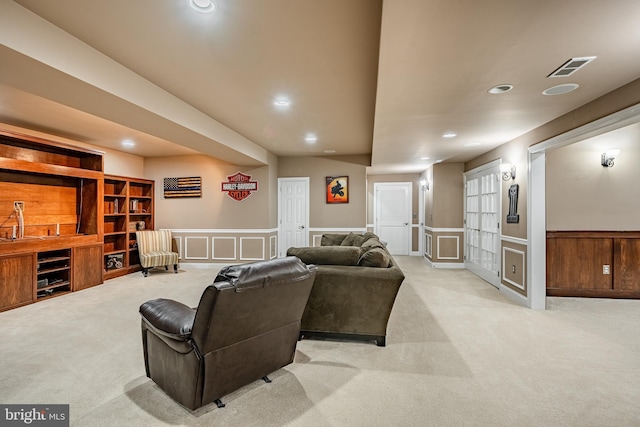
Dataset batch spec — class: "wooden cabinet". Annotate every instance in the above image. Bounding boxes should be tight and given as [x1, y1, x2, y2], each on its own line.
[0, 253, 35, 311]
[74, 244, 104, 291]
[0, 129, 105, 311]
[103, 175, 154, 279]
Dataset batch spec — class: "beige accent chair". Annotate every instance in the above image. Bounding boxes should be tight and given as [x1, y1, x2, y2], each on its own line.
[135, 230, 179, 277]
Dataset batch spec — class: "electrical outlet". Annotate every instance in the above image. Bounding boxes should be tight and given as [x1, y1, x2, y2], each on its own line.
[512, 265, 516, 274]
[603, 265, 610, 275]
[14, 201, 24, 211]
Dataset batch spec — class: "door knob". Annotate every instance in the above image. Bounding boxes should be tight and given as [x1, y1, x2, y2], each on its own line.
[403, 223, 409, 226]
[298, 225, 305, 229]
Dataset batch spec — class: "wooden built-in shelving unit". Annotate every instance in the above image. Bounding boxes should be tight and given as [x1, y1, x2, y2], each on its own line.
[0, 129, 104, 311]
[103, 175, 154, 280]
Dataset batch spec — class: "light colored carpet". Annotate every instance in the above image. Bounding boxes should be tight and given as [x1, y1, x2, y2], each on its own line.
[1, 257, 639, 426]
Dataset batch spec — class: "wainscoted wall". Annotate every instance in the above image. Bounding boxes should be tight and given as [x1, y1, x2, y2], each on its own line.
[501, 239, 527, 295]
[423, 227, 464, 268]
[171, 229, 278, 264]
[546, 231, 640, 298]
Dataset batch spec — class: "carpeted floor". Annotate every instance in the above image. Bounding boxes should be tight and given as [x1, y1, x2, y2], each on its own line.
[1, 256, 639, 426]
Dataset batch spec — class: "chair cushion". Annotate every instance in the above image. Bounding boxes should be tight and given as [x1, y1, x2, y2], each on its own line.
[140, 251, 179, 269]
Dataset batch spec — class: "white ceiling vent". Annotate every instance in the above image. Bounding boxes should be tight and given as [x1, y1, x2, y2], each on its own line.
[547, 56, 596, 78]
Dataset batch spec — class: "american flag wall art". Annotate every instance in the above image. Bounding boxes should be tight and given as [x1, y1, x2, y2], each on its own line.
[164, 177, 202, 198]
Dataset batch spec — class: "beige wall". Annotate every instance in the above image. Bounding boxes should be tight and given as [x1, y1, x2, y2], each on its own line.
[278, 155, 367, 228]
[432, 163, 464, 229]
[145, 155, 275, 230]
[466, 77, 640, 240]
[546, 123, 640, 230]
[420, 164, 464, 266]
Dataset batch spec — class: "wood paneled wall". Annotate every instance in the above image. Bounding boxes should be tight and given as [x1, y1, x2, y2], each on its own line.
[547, 231, 640, 298]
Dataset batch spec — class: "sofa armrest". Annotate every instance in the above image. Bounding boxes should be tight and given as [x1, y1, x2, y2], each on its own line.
[140, 298, 196, 340]
[287, 246, 361, 266]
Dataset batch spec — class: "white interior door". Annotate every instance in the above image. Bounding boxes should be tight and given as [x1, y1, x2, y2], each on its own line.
[374, 182, 411, 256]
[465, 166, 500, 287]
[278, 178, 309, 257]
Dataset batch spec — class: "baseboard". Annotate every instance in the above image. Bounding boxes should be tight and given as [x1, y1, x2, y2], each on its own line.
[422, 257, 464, 269]
[499, 283, 528, 307]
[179, 262, 230, 269]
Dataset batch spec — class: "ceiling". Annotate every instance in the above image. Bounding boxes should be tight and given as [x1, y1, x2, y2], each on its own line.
[1, 0, 640, 174]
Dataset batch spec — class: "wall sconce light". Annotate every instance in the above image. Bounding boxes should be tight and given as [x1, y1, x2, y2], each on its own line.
[601, 149, 620, 167]
[420, 179, 429, 191]
[500, 163, 516, 181]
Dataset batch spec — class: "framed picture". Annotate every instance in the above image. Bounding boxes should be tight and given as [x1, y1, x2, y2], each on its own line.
[326, 176, 348, 203]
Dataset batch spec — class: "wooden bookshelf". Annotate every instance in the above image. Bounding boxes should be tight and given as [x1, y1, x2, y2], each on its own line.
[103, 175, 154, 279]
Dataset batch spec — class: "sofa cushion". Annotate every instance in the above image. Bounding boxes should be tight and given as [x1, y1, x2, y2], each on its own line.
[358, 247, 390, 268]
[340, 232, 368, 247]
[361, 232, 379, 241]
[287, 246, 361, 266]
[321, 233, 348, 246]
[340, 232, 358, 246]
[361, 238, 386, 251]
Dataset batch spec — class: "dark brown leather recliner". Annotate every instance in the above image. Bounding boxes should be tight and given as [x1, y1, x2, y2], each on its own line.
[139, 257, 317, 410]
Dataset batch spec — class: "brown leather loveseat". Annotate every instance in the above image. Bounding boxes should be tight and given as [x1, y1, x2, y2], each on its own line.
[139, 256, 317, 410]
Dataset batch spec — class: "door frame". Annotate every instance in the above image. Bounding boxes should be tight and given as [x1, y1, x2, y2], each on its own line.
[373, 181, 412, 256]
[277, 177, 310, 257]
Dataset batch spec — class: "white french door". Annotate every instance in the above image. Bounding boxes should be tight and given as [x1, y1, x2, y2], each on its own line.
[465, 164, 500, 287]
[278, 178, 309, 257]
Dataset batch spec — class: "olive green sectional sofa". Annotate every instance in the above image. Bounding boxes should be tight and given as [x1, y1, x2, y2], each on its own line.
[286, 232, 405, 346]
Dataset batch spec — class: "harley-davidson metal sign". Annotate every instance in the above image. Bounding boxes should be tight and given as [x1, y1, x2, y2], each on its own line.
[221, 172, 258, 201]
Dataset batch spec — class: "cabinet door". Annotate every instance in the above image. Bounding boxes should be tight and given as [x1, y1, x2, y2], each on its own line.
[614, 238, 640, 291]
[0, 253, 35, 311]
[73, 244, 104, 291]
[547, 237, 613, 290]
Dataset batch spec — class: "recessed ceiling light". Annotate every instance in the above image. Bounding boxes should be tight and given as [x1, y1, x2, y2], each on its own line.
[488, 84, 514, 94]
[420, 157, 430, 160]
[121, 139, 135, 148]
[324, 149, 336, 154]
[305, 134, 318, 143]
[542, 83, 579, 96]
[189, 0, 216, 13]
[442, 132, 457, 138]
[273, 97, 291, 108]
